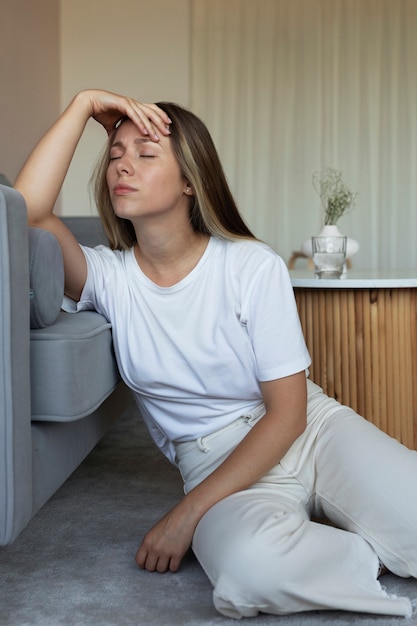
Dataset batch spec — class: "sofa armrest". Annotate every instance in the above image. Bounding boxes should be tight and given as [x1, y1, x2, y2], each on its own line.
[0, 184, 33, 545]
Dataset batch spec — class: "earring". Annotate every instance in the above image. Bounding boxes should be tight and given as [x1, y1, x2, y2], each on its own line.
[185, 186, 192, 195]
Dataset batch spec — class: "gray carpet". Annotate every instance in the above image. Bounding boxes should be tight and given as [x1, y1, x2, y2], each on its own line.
[1, 401, 417, 626]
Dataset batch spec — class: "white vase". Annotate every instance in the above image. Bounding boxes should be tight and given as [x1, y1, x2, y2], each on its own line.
[301, 224, 359, 259]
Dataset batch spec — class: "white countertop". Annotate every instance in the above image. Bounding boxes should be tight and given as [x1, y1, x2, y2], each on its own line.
[289, 269, 417, 288]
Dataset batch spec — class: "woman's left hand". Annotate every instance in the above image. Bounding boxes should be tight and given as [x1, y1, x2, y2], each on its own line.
[136, 371, 308, 573]
[135, 499, 199, 573]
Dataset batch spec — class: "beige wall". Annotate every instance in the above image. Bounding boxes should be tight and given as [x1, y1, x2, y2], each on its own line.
[4, 1, 414, 270]
[0, 0, 60, 184]
[60, 0, 191, 215]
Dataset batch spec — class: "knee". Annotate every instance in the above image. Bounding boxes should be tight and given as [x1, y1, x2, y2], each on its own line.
[193, 501, 305, 616]
[204, 541, 288, 618]
[209, 538, 306, 619]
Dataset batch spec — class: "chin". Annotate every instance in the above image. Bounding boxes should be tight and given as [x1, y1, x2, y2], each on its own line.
[112, 204, 137, 219]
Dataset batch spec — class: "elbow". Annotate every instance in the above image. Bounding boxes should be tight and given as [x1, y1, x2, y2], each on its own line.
[294, 411, 307, 440]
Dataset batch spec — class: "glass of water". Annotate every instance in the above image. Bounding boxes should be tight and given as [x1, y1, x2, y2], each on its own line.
[311, 236, 347, 278]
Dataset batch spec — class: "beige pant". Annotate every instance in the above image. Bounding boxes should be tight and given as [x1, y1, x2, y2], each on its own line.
[174, 380, 417, 619]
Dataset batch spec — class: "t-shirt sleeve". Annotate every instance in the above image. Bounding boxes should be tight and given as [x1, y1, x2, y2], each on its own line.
[61, 245, 116, 318]
[241, 250, 311, 381]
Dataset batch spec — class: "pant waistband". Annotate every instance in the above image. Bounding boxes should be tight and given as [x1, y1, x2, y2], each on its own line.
[174, 404, 266, 456]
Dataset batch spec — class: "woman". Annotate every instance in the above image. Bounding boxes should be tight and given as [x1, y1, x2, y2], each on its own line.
[15, 89, 417, 619]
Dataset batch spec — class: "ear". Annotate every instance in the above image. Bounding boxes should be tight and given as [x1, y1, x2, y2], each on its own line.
[184, 183, 194, 196]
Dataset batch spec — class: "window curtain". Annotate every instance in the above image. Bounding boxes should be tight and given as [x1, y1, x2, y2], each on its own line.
[190, 0, 417, 270]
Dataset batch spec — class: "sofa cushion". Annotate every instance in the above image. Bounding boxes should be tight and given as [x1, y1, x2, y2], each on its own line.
[30, 311, 121, 421]
[29, 228, 64, 329]
[0, 173, 12, 186]
[60, 216, 108, 247]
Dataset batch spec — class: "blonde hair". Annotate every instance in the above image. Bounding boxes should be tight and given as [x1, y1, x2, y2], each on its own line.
[91, 102, 255, 249]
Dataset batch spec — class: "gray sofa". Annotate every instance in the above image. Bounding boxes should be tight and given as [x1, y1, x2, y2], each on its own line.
[0, 184, 132, 546]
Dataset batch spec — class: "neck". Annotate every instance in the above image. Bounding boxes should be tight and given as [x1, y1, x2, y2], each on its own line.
[133, 222, 210, 287]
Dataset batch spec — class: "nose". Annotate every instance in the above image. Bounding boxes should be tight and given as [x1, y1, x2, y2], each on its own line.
[116, 155, 133, 176]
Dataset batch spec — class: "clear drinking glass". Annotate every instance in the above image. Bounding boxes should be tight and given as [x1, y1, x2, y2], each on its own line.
[311, 236, 347, 278]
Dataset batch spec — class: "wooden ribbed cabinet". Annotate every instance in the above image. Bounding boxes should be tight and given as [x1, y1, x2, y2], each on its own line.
[290, 271, 417, 450]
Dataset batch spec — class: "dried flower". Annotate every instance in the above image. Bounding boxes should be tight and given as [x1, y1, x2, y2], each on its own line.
[312, 167, 357, 225]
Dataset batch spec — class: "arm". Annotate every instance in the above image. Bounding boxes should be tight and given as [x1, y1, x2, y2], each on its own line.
[135, 370, 307, 573]
[14, 89, 171, 300]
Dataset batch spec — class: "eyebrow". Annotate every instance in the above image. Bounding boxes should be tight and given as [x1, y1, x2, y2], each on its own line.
[110, 137, 154, 149]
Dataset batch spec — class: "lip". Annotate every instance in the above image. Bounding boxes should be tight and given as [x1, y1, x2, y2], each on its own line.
[113, 184, 137, 195]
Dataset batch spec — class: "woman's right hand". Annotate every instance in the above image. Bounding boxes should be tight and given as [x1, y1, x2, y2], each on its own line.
[81, 89, 172, 140]
[15, 88, 171, 302]
[15, 88, 172, 225]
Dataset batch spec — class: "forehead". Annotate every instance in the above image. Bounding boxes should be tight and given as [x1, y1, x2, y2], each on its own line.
[111, 119, 170, 149]
[112, 119, 143, 142]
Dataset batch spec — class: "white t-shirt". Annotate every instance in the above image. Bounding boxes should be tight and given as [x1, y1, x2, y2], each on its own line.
[71, 237, 311, 462]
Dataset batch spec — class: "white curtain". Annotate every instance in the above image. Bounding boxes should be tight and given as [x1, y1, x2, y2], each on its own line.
[190, 0, 417, 270]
